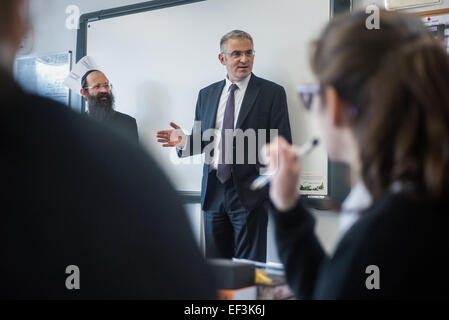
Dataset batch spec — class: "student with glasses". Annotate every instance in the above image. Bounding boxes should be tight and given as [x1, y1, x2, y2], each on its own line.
[267, 10, 449, 299]
[80, 69, 139, 143]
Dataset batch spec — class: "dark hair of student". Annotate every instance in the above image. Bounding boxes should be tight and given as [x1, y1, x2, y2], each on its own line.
[0, 1, 24, 39]
[311, 10, 449, 203]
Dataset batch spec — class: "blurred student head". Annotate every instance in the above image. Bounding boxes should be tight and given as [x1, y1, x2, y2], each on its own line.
[0, 0, 29, 72]
[309, 10, 449, 202]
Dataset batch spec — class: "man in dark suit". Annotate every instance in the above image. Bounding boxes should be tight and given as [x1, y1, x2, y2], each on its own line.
[80, 70, 139, 143]
[1, 0, 215, 299]
[157, 30, 292, 262]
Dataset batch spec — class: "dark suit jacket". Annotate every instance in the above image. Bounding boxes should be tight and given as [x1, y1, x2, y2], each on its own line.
[272, 192, 449, 299]
[87, 110, 139, 143]
[178, 74, 292, 211]
[108, 110, 139, 143]
[1, 71, 215, 299]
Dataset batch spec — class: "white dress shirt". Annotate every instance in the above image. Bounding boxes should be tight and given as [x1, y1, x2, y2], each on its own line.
[338, 181, 372, 236]
[209, 74, 252, 170]
[178, 74, 252, 169]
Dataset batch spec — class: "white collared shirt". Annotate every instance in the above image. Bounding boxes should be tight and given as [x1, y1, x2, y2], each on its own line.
[338, 181, 372, 236]
[177, 74, 252, 169]
[209, 74, 252, 170]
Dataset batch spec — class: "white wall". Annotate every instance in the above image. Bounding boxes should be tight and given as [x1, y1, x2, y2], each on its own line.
[28, 0, 148, 56]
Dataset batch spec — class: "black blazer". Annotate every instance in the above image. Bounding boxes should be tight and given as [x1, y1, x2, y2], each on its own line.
[179, 74, 292, 211]
[87, 110, 139, 143]
[107, 111, 139, 143]
[1, 73, 215, 299]
[272, 192, 449, 299]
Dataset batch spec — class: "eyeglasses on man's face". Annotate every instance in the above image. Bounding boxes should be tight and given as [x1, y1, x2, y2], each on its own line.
[84, 82, 113, 92]
[222, 50, 256, 59]
[297, 84, 321, 111]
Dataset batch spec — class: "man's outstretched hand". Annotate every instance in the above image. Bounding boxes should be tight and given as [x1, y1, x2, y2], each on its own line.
[156, 122, 187, 148]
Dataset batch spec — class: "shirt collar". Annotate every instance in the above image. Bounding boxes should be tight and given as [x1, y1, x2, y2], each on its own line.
[224, 73, 252, 92]
[336, 181, 373, 238]
[341, 181, 372, 214]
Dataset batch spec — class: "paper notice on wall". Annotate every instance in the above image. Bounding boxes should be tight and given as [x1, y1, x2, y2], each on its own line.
[63, 55, 98, 94]
[300, 172, 327, 196]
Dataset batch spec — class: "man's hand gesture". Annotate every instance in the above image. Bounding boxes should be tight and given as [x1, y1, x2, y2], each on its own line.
[156, 122, 187, 148]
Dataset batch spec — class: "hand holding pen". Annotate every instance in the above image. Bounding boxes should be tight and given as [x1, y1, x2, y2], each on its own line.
[252, 136, 319, 212]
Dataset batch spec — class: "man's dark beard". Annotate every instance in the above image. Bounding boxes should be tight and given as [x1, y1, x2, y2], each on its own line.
[86, 92, 115, 122]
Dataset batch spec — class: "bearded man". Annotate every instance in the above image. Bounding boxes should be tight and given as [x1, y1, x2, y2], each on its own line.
[80, 70, 139, 143]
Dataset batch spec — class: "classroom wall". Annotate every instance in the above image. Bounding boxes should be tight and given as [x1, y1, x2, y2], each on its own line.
[27, 0, 147, 56]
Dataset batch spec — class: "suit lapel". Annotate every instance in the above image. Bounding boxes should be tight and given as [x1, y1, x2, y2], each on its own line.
[205, 80, 225, 130]
[236, 74, 261, 129]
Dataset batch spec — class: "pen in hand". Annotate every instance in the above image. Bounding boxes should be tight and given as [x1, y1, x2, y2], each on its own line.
[250, 138, 319, 191]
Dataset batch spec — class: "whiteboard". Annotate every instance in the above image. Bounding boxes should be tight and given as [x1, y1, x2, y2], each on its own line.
[85, 0, 330, 193]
